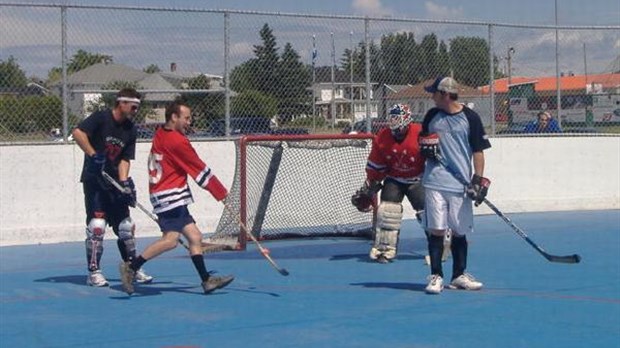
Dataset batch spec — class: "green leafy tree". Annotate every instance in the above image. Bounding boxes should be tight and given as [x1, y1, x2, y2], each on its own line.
[378, 32, 419, 84]
[450, 36, 491, 87]
[143, 64, 161, 74]
[276, 43, 311, 123]
[231, 90, 278, 118]
[185, 74, 225, 129]
[47, 49, 113, 83]
[0, 56, 28, 88]
[253, 24, 280, 96]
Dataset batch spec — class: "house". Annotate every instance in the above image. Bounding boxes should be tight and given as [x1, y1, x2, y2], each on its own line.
[56, 62, 225, 122]
[480, 73, 620, 124]
[0, 82, 50, 97]
[386, 79, 491, 125]
[310, 66, 379, 123]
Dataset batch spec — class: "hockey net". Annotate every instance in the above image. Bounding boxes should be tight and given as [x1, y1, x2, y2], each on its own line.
[207, 134, 376, 250]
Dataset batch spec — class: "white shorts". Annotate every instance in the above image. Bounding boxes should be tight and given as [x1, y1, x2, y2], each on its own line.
[423, 188, 473, 235]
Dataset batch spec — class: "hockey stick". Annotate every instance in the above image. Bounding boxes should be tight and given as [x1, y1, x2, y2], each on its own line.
[434, 156, 581, 264]
[100, 172, 231, 254]
[223, 203, 289, 276]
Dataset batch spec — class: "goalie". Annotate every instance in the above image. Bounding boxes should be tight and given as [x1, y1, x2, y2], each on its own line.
[352, 104, 428, 263]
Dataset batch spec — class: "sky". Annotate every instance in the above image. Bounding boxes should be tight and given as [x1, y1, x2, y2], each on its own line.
[1, 0, 619, 80]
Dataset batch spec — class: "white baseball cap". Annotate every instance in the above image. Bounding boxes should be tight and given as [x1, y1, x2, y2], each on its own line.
[424, 77, 459, 94]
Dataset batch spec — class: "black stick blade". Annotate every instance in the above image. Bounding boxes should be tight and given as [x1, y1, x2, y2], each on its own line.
[546, 253, 581, 264]
[279, 269, 290, 276]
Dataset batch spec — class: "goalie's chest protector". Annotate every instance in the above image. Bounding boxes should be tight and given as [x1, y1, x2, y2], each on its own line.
[373, 124, 425, 179]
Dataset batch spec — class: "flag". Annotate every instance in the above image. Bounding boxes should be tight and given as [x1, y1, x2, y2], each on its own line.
[312, 36, 317, 67]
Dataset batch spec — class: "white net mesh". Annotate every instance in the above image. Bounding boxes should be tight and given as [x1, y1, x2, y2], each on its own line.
[209, 134, 375, 249]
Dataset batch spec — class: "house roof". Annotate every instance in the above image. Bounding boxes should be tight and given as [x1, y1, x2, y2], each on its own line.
[65, 63, 149, 86]
[386, 79, 484, 99]
[480, 73, 620, 94]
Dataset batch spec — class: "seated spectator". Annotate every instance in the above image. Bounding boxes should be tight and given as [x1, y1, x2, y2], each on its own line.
[523, 111, 562, 133]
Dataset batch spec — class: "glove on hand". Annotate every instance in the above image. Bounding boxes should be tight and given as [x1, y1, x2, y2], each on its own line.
[466, 174, 491, 206]
[120, 177, 137, 207]
[418, 133, 440, 159]
[351, 181, 382, 213]
[87, 153, 106, 176]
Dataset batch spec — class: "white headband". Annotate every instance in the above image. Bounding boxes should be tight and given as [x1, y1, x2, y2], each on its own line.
[116, 97, 141, 104]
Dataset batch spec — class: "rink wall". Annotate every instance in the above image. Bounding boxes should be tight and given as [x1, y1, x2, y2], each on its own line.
[1, 136, 619, 246]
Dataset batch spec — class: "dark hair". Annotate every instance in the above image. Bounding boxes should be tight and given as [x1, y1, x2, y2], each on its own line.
[165, 97, 190, 122]
[114, 88, 141, 107]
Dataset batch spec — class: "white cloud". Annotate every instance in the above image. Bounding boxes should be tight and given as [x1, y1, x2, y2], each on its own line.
[424, 1, 465, 20]
[351, 0, 393, 17]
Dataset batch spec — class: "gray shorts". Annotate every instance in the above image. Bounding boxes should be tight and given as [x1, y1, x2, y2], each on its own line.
[423, 188, 473, 235]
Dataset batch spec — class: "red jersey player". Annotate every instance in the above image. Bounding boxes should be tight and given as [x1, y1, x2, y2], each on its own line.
[119, 97, 234, 295]
[352, 104, 428, 263]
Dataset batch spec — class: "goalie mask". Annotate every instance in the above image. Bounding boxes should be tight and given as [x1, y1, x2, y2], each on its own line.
[388, 104, 411, 136]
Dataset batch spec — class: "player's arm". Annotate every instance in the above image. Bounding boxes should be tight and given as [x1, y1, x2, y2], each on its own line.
[172, 138, 228, 201]
[72, 127, 96, 157]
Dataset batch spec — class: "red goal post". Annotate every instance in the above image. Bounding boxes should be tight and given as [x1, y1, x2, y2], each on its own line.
[208, 133, 377, 250]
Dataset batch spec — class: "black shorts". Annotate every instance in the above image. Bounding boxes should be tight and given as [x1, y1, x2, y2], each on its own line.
[156, 206, 195, 233]
[380, 177, 425, 211]
[83, 180, 129, 234]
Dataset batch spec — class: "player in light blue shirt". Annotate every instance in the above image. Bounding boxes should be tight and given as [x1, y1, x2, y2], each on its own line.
[418, 77, 492, 294]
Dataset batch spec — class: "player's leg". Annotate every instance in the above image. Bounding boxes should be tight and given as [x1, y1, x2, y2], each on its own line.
[182, 222, 234, 294]
[110, 203, 154, 285]
[446, 193, 483, 290]
[83, 183, 109, 287]
[369, 180, 405, 263]
[423, 188, 449, 294]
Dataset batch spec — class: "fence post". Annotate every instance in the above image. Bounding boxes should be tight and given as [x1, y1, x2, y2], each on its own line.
[488, 24, 496, 136]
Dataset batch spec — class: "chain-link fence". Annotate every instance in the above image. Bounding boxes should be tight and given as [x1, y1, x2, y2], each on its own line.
[1, 3, 619, 143]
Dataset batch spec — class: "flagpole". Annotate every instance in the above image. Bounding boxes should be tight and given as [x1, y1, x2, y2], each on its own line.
[312, 35, 317, 132]
[330, 32, 336, 129]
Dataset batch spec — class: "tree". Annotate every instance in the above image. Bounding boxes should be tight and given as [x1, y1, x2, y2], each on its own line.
[47, 49, 113, 83]
[377, 32, 419, 84]
[253, 24, 280, 96]
[143, 64, 161, 74]
[185, 74, 225, 128]
[231, 90, 278, 119]
[450, 36, 491, 87]
[276, 43, 311, 122]
[0, 56, 28, 88]
[419, 33, 440, 81]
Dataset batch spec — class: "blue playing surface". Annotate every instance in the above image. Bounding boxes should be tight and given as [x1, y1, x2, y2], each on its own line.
[1, 210, 619, 348]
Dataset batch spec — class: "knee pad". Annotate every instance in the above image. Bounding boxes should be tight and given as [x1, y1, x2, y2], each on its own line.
[371, 202, 403, 260]
[118, 217, 135, 241]
[377, 201, 403, 231]
[86, 218, 107, 241]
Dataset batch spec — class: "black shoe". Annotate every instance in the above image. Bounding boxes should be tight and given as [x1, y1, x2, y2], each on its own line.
[202, 275, 235, 294]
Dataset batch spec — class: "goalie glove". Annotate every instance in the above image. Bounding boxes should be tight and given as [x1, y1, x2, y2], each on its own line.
[466, 174, 491, 207]
[351, 180, 382, 213]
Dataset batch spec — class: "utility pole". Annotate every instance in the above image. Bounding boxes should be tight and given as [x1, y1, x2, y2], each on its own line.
[507, 47, 515, 85]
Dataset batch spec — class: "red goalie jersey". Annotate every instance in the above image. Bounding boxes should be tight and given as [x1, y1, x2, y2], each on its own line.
[148, 127, 227, 214]
[365, 123, 425, 184]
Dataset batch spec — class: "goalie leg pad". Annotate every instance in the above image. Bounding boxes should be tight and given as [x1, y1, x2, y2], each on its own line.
[86, 217, 106, 271]
[370, 202, 403, 260]
[117, 217, 137, 261]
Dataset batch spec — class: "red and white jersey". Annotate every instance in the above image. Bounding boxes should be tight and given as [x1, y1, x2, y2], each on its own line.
[148, 127, 227, 214]
[365, 123, 425, 184]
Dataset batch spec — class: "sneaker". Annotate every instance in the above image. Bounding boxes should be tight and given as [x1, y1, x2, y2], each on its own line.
[87, 270, 109, 287]
[135, 268, 153, 284]
[449, 273, 483, 291]
[119, 262, 136, 295]
[202, 275, 235, 294]
[425, 274, 443, 294]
